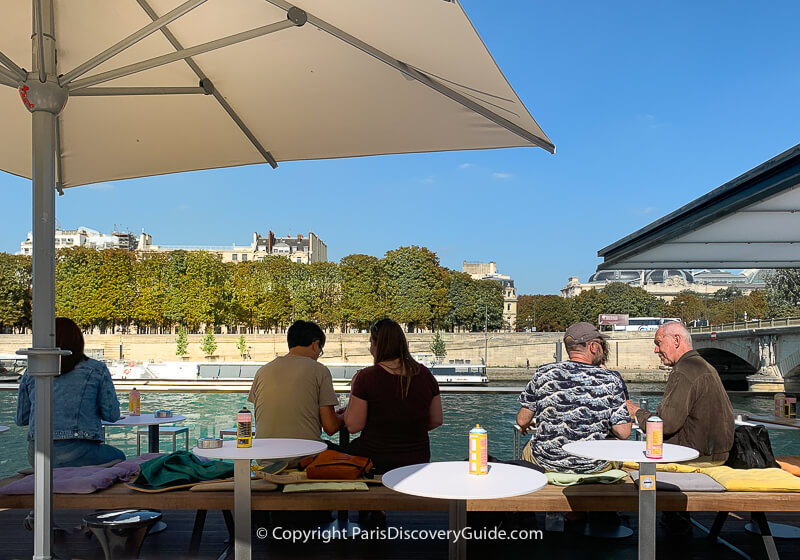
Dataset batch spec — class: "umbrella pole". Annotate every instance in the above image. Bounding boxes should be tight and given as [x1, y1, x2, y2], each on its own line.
[30, 109, 58, 560]
[23, 2, 66, 559]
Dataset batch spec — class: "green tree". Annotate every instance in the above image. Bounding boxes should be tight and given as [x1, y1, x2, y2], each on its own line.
[666, 291, 706, 324]
[132, 253, 169, 332]
[165, 251, 227, 330]
[430, 331, 447, 360]
[474, 279, 504, 331]
[443, 271, 478, 332]
[572, 288, 607, 324]
[340, 254, 389, 330]
[601, 282, 668, 317]
[237, 334, 248, 358]
[765, 269, 800, 318]
[200, 330, 217, 357]
[93, 249, 136, 332]
[517, 294, 576, 332]
[175, 326, 188, 356]
[55, 246, 101, 329]
[0, 253, 32, 332]
[383, 246, 449, 330]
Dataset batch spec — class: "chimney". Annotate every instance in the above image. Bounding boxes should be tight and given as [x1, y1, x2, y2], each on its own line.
[297, 233, 303, 239]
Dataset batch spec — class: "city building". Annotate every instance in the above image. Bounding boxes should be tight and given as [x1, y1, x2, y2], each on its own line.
[140, 230, 327, 264]
[462, 261, 517, 330]
[561, 268, 770, 301]
[19, 226, 147, 255]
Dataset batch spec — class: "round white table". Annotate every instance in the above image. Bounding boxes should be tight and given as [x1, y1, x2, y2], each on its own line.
[104, 413, 186, 454]
[193, 438, 327, 560]
[0, 425, 9, 433]
[564, 440, 698, 560]
[383, 461, 547, 560]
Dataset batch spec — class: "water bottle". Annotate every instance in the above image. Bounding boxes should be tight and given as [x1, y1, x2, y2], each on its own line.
[237, 407, 253, 448]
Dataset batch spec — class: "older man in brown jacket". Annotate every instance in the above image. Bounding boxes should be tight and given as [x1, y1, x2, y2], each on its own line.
[626, 321, 734, 466]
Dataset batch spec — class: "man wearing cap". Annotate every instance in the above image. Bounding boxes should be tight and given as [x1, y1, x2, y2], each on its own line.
[516, 322, 632, 473]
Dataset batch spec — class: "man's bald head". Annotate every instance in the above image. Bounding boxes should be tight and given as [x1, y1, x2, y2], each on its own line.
[654, 321, 693, 366]
[658, 321, 692, 349]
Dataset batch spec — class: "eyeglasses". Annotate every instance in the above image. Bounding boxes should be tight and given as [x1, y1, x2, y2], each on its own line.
[318, 346, 324, 357]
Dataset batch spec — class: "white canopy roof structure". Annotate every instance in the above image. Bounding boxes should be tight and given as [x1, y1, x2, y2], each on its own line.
[597, 143, 800, 270]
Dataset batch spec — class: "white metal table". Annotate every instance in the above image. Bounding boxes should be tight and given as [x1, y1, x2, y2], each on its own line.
[564, 440, 698, 560]
[193, 438, 327, 560]
[383, 461, 547, 560]
[105, 413, 187, 453]
[0, 425, 9, 433]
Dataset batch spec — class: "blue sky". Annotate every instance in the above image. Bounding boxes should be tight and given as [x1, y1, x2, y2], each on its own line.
[2, 1, 800, 295]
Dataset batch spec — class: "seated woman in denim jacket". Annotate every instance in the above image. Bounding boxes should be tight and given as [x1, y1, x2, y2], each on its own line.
[16, 317, 125, 468]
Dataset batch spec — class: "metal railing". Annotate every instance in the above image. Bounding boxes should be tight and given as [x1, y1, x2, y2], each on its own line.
[688, 316, 800, 333]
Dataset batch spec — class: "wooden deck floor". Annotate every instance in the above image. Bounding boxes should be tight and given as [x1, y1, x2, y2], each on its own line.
[0, 508, 798, 559]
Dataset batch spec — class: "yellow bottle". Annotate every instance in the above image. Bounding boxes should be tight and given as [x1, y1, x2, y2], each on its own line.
[469, 424, 488, 474]
[128, 387, 140, 416]
[237, 407, 253, 448]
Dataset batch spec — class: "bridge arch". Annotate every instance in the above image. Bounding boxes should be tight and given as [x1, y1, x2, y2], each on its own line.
[694, 345, 758, 391]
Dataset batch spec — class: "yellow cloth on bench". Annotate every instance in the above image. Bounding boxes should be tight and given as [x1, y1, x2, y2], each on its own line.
[622, 462, 701, 473]
[282, 482, 369, 493]
[698, 466, 800, 492]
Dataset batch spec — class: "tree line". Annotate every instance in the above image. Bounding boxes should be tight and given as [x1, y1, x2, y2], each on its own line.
[0, 247, 504, 334]
[516, 278, 799, 332]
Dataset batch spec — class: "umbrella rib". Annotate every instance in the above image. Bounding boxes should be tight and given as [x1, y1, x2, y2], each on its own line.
[68, 19, 298, 92]
[0, 49, 27, 81]
[60, 0, 210, 86]
[265, 0, 555, 154]
[131, 0, 279, 168]
[55, 118, 64, 195]
[0, 66, 21, 88]
[34, 0, 46, 83]
[71, 86, 208, 96]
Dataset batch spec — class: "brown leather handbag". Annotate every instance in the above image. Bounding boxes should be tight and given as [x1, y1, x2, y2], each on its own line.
[299, 450, 374, 480]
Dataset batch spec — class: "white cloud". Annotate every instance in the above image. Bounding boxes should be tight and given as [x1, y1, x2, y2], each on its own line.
[492, 172, 513, 180]
[459, 163, 473, 169]
[636, 206, 655, 215]
[421, 176, 435, 184]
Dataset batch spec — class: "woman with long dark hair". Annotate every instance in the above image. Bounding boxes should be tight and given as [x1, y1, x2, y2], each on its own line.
[16, 317, 125, 467]
[344, 319, 443, 473]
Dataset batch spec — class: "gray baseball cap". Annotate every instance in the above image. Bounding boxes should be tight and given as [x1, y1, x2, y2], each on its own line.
[564, 322, 609, 344]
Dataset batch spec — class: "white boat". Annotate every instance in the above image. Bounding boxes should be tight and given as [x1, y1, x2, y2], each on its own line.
[0, 353, 26, 381]
[108, 356, 488, 386]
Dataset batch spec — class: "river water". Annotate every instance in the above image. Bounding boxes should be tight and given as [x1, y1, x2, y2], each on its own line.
[0, 383, 796, 479]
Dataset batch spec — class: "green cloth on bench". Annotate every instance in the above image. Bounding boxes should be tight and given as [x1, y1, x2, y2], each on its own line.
[129, 451, 234, 492]
[545, 469, 627, 486]
[283, 482, 369, 493]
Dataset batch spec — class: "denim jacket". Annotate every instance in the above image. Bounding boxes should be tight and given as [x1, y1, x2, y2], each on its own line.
[16, 358, 121, 441]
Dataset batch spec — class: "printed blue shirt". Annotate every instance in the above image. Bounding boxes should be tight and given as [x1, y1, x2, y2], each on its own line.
[16, 357, 121, 441]
[518, 361, 631, 473]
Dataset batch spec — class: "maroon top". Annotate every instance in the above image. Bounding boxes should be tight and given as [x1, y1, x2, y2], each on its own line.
[347, 364, 440, 473]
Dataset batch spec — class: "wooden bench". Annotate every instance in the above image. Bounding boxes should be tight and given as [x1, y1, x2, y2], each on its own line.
[2, 475, 799, 559]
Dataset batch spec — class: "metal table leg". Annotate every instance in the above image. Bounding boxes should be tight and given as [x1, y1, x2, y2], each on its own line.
[146, 424, 168, 534]
[234, 458, 252, 560]
[148, 425, 160, 453]
[638, 462, 657, 560]
[449, 499, 467, 560]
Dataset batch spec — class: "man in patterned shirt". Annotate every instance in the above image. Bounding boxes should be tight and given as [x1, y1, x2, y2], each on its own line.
[516, 322, 632, 473]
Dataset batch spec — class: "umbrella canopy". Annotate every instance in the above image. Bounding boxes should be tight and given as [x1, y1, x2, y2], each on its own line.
[1, 0, 553, 188]
[0, 2, 553, 558]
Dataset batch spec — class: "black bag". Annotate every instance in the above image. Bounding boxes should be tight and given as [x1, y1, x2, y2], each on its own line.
[725, 424, 780, 469]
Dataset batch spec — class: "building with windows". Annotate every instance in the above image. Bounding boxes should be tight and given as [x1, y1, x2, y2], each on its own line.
[19, 226, 146, 255]
[462, 261, 517, 330]
[138, 230, 327, 264]
[560, 268, 770, 301]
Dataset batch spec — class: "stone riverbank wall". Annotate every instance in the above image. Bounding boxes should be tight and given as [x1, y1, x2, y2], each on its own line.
[0, 331, 663, 372]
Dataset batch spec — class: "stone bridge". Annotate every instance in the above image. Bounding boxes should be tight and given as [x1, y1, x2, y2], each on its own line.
[691, 325, 800, 391]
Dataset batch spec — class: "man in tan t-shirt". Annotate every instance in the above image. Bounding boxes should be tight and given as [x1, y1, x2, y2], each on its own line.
[248, 321, 342, 442]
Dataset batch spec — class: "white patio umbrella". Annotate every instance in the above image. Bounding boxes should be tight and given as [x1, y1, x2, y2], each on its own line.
[0, 1, 553, 558]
